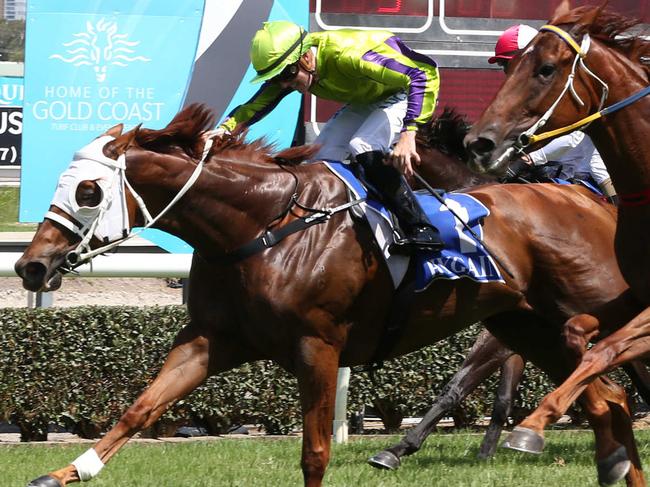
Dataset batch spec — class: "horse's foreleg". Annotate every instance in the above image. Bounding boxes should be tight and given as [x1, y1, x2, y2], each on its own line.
[28, 324, 218, 487]
[505, 310, 649, 486]
[478, 353, 525, 459]
[515, 307, 650, 436]
[295, 336, 340, 487]
[368, 329, 514, 470]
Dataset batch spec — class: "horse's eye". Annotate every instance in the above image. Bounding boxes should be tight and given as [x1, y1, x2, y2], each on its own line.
[537, 64, 556, 78]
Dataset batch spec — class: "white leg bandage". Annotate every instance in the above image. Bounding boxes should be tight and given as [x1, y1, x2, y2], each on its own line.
[72, 448, 104, 481]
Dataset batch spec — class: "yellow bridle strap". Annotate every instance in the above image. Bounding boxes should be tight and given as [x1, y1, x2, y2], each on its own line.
[539, 24, 585, 57]
[527, 111, 603, 145]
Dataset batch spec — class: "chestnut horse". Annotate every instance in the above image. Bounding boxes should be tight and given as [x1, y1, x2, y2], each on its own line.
[372, 111, 650, 472]
[16, 105, 643, 487]
[463, 1, 650, 463]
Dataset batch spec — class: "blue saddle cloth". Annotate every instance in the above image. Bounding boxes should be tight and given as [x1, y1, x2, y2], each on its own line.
[550, 177, 603, 195]
[324, 161, 504, 291]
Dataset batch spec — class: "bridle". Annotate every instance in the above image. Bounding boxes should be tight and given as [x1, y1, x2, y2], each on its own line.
[46, 136, 212, 270]
[489, 24, 609, 171]
[490, 23, 650, 206]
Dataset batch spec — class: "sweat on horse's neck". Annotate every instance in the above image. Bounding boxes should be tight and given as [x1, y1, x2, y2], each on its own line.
[125, 150, 298, 259]
[582, 42, 650, 193]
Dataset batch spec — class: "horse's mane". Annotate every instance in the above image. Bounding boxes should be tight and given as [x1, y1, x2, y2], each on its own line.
[417, 106, 471, 160]
[552, 6, 650, 76]
[135, 103, 215, 159]
[416, 107, 497, 189]
[135, 103, 317, 165]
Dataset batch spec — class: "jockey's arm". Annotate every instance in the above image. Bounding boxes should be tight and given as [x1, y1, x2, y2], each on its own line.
[218, 82, 292, 134]
[349, 46, 440, 177]
[528, 131, 585, 165]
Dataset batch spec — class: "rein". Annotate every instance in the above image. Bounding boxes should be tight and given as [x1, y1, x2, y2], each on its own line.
[523, 86, 650, 146]
[53, 137, 364, 269]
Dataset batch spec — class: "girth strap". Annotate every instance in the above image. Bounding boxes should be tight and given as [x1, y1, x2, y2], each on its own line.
[353, 265, 417, 373]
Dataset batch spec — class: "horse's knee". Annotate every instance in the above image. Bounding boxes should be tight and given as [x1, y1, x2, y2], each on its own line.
[562, 314, 600, 359]
[119, 398, 155, 431]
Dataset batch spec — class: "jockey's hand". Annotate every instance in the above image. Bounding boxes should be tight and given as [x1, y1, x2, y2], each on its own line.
[203, 126, 230, 142]
[386, 130, 420, 178]
[520, 154, 533, 165]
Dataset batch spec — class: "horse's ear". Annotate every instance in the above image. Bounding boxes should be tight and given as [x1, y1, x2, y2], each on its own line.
[104, 124, 141, 159]
[570, 2, 607, 36]
[550, 0, 571, 23]
[105, 123, 124, 138]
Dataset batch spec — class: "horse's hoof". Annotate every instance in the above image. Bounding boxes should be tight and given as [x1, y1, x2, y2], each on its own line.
[597, 446, 631, 486]
[367, 450, 401, 470]
[501, 426, 544, 454]
[27, 476, 62, 487]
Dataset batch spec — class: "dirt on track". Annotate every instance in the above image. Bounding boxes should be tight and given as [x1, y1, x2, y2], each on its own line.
[0, 276, 184, 308]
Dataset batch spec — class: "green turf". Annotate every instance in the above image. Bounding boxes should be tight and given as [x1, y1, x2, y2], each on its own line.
[0, 186, 36, 232]
[4, 430, 650, 486]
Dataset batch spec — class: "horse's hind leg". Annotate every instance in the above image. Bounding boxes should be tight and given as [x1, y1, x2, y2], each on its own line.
[478, 352, 525, 459]
[589, 377, 645, 487]
[27, 323, 249, 487]
[368, 329, 515, 470]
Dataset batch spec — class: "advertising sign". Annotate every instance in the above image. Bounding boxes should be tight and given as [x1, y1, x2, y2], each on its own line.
[0, 76, 23, 166]
[21, 0, 308, 253]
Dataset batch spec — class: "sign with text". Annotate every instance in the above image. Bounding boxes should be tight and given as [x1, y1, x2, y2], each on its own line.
[0, 76, 23, 166]
[21, 0, 205, 245]
[21, 0, 308, 252]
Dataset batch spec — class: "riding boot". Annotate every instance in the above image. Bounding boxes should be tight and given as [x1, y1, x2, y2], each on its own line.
[353, 151, 444, 253]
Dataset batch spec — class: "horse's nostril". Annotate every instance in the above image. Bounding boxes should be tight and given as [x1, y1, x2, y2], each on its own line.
[468, 137, 497, 156]
[17, 261, 48, 290]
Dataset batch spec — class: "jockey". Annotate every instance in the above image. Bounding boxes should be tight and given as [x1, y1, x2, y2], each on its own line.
[216, 20, 444, 253]
[490, 24, 616, 200]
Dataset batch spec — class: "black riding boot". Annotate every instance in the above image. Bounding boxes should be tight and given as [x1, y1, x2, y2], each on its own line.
[354, 151, 444, 253]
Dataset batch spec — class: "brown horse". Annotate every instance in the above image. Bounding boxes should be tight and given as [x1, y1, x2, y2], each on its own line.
[464, 2, 650, 303]
[15, 104, 644, 487]
[463, 1, 650, 463]
[372, 110, 650, 472]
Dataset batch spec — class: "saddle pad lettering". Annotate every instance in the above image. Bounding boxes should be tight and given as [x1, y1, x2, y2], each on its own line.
[323, 161, 504, 291]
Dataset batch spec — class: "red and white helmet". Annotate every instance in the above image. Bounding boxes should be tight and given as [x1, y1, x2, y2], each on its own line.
[488, 24, 538, 64]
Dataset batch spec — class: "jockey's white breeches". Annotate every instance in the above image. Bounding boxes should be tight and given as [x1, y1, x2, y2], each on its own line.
[313, 91, 408, 161]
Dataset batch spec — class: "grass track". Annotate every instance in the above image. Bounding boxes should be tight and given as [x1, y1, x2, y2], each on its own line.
[4, 430, 650, 486]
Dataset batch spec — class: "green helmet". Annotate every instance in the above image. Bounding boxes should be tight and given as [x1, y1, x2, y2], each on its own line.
[250, 21, 310, 84]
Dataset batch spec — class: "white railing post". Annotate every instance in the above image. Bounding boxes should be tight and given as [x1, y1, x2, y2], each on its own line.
[333, 366, 351, 444]
[27, 291, 53, 308]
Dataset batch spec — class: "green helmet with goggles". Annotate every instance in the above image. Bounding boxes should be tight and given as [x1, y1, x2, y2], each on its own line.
[250, 21, 310, 84]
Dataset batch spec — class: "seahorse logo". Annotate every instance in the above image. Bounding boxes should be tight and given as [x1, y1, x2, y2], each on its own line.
[49, 18, 151, 82]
